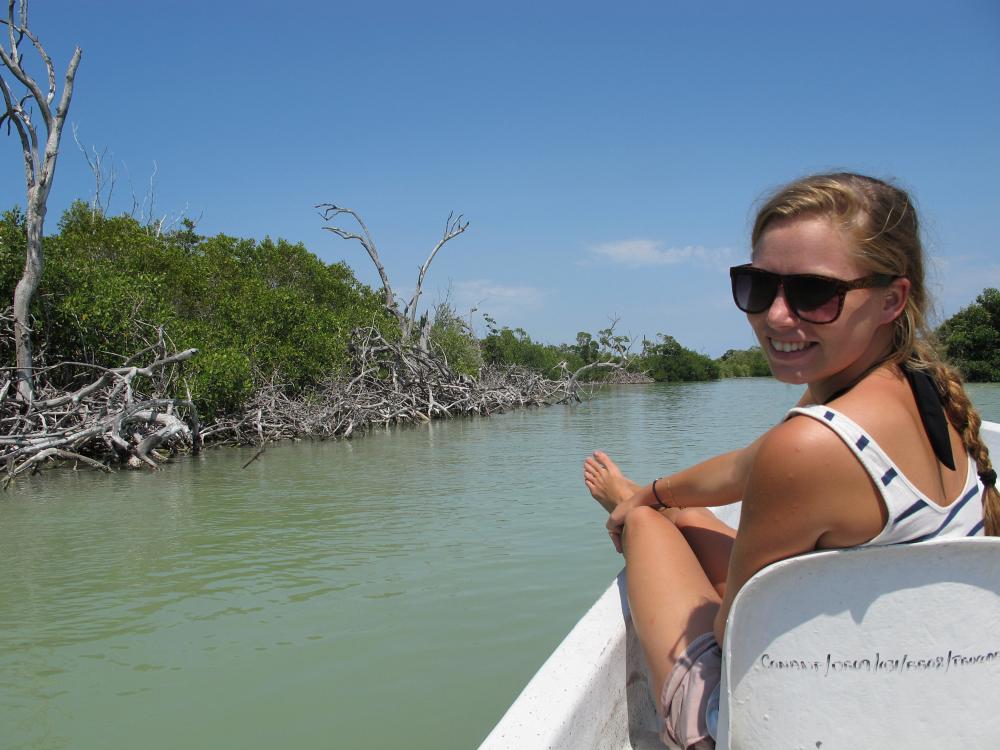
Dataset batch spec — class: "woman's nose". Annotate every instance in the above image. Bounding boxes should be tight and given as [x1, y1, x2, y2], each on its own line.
[766, 286, 798, 326]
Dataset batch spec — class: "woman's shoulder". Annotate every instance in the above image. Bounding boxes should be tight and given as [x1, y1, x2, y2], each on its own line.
[760, 411, 858, 464]
[741, 414, 881, 552]
[753, 415, 865, 493]
[760, 371, 917, 487]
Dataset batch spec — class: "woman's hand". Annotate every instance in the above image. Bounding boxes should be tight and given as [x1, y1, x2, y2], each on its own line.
[605, 484, 658, 553]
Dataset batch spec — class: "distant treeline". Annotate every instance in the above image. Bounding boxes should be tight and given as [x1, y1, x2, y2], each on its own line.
[477, 321, 769, 382]
[1, 202, 995, 427]
[471, 287, 1000, 384]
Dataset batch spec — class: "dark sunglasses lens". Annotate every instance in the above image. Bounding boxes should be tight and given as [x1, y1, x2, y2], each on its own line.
[733, 270, 777, 313]
[785, 277, 842, 322]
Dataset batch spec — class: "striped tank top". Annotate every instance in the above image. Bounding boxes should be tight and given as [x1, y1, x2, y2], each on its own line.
[787, 405, 986, 543]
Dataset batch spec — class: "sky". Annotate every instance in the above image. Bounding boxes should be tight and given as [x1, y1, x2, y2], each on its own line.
[1, 0, 998, 356]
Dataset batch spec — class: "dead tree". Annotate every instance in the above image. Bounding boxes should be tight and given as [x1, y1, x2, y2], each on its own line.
[559, 317, 640, 395]
[317, 204, 468, 351]
[0, 0, 81, 402]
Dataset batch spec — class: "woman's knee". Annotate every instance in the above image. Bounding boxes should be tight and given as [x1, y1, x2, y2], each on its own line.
[623, 505, 685, 544]
[671, 506, 718, 530]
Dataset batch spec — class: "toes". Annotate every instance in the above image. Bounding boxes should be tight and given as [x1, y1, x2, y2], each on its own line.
[593, 451, 619, 472]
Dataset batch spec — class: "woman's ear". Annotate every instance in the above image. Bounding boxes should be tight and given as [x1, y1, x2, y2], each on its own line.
[881, 277, 911, 324]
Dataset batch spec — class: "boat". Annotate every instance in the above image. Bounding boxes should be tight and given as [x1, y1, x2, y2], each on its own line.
[479, 421, 1000, 750]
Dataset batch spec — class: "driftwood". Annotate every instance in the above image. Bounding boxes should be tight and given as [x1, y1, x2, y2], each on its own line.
[0, 311, 199, 481]
[206, 326, 583, 445]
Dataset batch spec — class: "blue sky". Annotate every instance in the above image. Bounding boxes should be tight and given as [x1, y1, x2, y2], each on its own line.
[2, 1, 998, 356]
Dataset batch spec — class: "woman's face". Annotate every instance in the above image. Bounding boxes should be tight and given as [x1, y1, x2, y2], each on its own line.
[748, 215, 903, 397]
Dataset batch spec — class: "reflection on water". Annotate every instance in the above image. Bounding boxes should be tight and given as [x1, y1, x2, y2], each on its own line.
[1, 379, 998, 749]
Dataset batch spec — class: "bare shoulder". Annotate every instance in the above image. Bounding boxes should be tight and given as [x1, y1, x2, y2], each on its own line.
[753, 414, 861, 489]
[746, 415, 878, 536]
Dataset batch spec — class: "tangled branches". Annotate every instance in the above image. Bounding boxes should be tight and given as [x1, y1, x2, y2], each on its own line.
[207, 326, 583, 444]
[0, 313, 199, 481]
[1, 322, 599, 478]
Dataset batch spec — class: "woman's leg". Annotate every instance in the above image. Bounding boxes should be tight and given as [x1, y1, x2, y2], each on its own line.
[622, 505, 722, 695]
[585, 451, 736, 595]
[670, 508, 736, 598]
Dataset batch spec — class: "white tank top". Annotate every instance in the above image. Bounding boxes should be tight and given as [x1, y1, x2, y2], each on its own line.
[787, 405, 986, 544]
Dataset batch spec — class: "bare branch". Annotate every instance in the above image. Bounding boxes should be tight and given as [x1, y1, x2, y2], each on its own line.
[0, 4, 52, 128]
[319, 204, 468, 349]
[30, 349, 197, 410]
[318, 203, 401, 322]
[146, 159, 158, 223]
[404, 212, 469, 331]
[72, 124, 117, 214]
[8, 448, 110, 478]
[0, 73, 31, 187]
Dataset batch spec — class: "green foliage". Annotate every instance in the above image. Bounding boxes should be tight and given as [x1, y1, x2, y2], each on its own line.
[481, 327, 561, 374]
[716, 346, 771, 378]
[573, 331, 600, 364]
[0, 207, 25, 300]
[191, 347, 254, 415]
[1, 201, 391, 418]
[429, 303, 482, 376]
[481, 315, 576, 375]
[636, 334, 719, 382]
[937, 288, 1000, 382]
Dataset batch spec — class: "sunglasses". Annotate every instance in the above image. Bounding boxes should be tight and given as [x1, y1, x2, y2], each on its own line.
[729, 264, 896, 324]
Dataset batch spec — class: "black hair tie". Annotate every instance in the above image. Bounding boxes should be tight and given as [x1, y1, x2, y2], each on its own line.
[980, 469, 997, 488]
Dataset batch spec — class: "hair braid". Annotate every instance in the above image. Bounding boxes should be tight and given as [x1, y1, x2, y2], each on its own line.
[923, 355, 1000, 535]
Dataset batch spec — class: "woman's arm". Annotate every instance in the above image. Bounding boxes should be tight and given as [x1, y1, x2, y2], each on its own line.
[622, 425, 772, 516]
[628, 387, 814, 510]
[605, 436, 765, 553]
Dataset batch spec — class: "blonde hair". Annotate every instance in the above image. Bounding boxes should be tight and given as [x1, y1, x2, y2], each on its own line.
[752, 172, 998, 535]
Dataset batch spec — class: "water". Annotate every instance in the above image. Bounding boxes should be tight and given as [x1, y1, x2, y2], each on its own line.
[2, 379, 999, 749]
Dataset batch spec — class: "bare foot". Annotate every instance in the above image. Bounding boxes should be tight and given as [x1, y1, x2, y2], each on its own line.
[583, 450, 641, 513]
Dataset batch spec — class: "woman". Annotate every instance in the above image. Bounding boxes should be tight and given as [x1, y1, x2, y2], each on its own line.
[583, 173, 999, 750]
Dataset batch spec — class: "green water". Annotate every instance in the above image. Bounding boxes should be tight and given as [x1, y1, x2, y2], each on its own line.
[2, 380, 999, 749]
